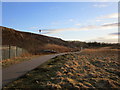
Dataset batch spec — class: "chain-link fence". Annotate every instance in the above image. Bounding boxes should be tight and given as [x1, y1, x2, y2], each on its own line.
[1, 45, 28, 60]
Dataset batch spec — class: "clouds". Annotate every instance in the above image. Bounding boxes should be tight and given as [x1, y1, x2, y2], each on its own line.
[86, 22, 119, 30]
[51, 19, 76, 27]
[103, 22, 119, 26]
[65, 13, 119, 43]
[28, 12, 118, 43]
[98, 13, 118, 19]
[75, 23, 81, 26]
[44, 22, 119, 34]
[93, 4, 108, 8]
[91, 13, 118, 25]
[87, 30, 119, 43]
[95, 19, 104, 22]
[29, 27, 39, 29]
[49, 12, 118, 34]
[69, 19, 74, 22]
[88, 33, 119, 43]
[109, 32, 120, 36]
[2, 0, 119, 2]
[91, 37, 118, 43]
[46, 12, 119, 34]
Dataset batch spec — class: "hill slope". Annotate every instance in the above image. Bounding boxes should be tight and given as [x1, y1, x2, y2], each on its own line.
[1, 26, 118, 54]
[1, 26, 73, 54]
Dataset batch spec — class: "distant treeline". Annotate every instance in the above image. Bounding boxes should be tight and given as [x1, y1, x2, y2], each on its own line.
[67, 41, 120, 49]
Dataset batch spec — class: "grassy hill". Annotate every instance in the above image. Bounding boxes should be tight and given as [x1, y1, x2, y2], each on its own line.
[1, 26, 119, 54]
[1, 26, 76, 54]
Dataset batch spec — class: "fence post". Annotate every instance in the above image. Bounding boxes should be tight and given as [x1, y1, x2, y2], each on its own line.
[16, 46, 17, 57]
[8, 45, 11, 59]
[0, 45, 2, 60]
[2, 45, 28, 60]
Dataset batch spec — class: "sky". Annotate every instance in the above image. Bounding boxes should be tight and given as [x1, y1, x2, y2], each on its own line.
[1, 0, 119, 2]
[2, 2, 119, 43]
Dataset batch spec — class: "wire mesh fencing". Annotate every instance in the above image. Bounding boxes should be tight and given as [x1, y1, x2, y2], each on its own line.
[1, 45, 28, 60]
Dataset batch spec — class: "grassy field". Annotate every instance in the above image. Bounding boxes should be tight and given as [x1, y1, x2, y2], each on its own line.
[3, 48, 120, 89]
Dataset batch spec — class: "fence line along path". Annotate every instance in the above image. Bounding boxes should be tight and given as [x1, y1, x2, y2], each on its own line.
[2, 45, 28, 60]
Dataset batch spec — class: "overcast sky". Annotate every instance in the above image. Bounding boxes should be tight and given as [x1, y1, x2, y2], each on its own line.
[2, 2, 119, 43]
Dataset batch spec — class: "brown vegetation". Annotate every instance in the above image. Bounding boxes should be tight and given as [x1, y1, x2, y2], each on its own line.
[2, 26, 119, 55]
[1, 26, 73, 54]
[44, 44, 72, 52]
[3, 48, 120, 89]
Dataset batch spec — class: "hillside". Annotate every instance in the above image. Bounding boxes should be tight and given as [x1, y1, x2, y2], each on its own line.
[1, 26, 119, 54]
[1, 26, 74, 54]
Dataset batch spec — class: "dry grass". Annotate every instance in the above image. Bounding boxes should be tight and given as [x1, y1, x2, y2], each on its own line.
[44, 44, 72, 52]
[3, 48, 120, 89]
